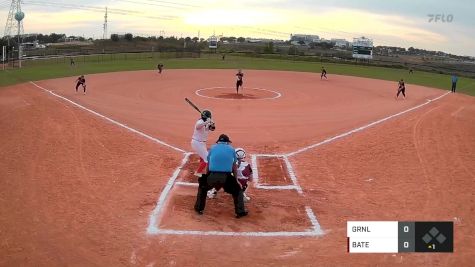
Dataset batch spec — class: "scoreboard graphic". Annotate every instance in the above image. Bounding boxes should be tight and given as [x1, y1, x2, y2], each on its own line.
[352, 37, 373, 59]
[347, 221, 453, 253]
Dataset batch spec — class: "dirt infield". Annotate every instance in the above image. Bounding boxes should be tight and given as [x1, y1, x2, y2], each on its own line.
[1, 69, 474, 266]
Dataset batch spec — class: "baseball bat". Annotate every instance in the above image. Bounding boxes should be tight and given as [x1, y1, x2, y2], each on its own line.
[185, 98, 202, 114]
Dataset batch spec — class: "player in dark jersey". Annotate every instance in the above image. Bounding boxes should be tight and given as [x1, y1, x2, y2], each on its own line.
[236, 69, 244, 94]
[75, 75, 86, 94]
[157, 63, 164, 74]
[321, 66, 327, 79]
[396, 79, 406, 99]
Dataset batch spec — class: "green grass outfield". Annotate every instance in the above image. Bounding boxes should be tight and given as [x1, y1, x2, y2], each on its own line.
[1, 54, 474, 96]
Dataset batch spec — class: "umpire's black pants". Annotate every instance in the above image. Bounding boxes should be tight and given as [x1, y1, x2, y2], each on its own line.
[194, 171, 246, 215]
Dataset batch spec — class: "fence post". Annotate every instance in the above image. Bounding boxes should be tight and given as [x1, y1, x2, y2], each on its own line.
[2, 46, 5, 71]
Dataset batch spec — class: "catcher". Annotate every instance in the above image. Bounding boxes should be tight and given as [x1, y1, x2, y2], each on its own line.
[235, 148, 253, 201]
[207, 147, 253, 201]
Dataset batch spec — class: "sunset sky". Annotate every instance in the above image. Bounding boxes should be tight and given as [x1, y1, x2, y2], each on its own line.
[0, 0, 473, 56]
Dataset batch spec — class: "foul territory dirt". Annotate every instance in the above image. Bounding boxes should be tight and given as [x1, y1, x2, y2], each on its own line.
[0, 70, 474, 266]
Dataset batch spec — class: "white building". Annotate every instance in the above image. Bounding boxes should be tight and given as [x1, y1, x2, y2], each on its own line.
[331, 38, 349, 48]
[290, 34, 320, 45]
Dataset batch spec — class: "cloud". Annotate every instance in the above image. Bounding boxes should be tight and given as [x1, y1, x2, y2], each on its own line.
[0, 0, 473, 55]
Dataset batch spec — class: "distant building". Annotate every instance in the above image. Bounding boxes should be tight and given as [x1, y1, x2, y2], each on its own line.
[22, 41, 46, 50]
[331, 38, 349, 48]
[246, 37, 285, 43]
[290, 34, 320, 45]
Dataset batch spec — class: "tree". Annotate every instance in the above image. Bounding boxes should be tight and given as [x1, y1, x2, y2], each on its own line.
[288, 45, 298, 55]
[124, 33, 133, 41]
[192, 37, 199, 42]
[111, 34, 119, 41]
[264, 42, 274, 53]
[237, 37, 245, 43]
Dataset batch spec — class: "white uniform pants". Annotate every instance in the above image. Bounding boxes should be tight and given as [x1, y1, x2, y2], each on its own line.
[191, 139, 208, 163]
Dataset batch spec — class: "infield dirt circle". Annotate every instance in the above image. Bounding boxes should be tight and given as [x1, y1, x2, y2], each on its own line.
[1, 69, 474, 266]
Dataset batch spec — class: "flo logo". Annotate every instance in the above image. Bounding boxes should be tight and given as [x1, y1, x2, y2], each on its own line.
[428, 14, 454, 23]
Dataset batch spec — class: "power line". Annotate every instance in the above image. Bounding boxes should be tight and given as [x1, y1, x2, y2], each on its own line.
[142, 0, 201, 8]
[112, 0, 196, 10]
[22, 0, 177, 20]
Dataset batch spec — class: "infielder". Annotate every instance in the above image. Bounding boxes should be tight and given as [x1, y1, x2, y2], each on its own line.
[236, 69, 244, 94]
[321, 66, 327, 79]
[396, 79, 406, 99]
[157, 63, 164, 74]
[75, 75, 86, 94]
[191, 110, 215, 176]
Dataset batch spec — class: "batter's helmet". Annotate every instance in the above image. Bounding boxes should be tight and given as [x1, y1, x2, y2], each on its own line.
[235, 148, 246, 159]
[201, 110, 212, 120]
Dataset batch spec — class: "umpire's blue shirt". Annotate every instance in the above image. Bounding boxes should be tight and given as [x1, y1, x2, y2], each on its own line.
[208, 142, 236, 172]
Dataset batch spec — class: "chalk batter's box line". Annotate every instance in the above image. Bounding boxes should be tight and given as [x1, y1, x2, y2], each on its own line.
[177, 155, 301, 192]
[148, 153, 323, 236]
[150, 205, 323, 237]
[176, 181, 299, 191]
[251, 154, 303, 194]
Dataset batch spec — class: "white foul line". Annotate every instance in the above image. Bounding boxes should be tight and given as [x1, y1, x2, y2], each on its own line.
[147, 153, 191, 234]
[285, 91, 450, 157]
[30, 81, 186, 153]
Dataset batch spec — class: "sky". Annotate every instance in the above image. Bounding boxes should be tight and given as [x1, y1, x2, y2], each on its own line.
[0, 0, 474, 56]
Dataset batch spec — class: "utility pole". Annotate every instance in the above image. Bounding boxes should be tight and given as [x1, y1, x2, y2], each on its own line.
[103, 7, 108, 39]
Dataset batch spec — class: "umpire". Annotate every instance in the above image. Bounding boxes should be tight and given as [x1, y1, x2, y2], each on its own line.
[194, 134, 248, 218]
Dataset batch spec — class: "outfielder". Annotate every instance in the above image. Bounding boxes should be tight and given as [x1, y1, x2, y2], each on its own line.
[191, 110, 215, 176]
